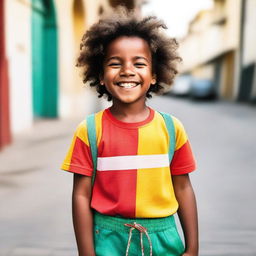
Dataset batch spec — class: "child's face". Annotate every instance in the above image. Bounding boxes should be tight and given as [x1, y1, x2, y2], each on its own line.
[101, 36, 156, 105]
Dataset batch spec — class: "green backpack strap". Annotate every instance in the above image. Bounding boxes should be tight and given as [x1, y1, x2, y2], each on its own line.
[159, 111, 176, 164]
[86, 114, 97, 186]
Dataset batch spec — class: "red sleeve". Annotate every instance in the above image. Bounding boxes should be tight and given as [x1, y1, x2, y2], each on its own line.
[61, 137, 93, 177]
[170, 140, 196, 175]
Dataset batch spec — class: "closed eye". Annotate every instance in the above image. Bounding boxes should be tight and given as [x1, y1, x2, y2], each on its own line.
[108, 63, 121, 67]
[135, 63, 147, 67]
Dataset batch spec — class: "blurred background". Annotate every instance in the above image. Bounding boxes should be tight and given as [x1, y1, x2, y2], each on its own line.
[0, 0, 255, 255]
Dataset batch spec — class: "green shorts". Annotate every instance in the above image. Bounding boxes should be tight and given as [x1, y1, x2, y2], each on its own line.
[94, 212, 185, 256]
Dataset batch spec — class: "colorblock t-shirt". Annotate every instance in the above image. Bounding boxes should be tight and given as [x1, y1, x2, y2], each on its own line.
[61, 108, 196, 218]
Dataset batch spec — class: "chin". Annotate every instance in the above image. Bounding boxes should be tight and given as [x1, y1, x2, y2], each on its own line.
[115, 96, 137, 103]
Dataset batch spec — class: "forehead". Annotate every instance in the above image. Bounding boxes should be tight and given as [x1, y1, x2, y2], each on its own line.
[105, 36, 152, 59]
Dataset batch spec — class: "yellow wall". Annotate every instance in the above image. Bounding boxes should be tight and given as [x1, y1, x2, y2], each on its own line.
[179, 0, 241, 73]
[55, 0, 112, 118]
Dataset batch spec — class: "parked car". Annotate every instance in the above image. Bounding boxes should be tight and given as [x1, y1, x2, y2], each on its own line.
[190, 78, 216, 99]
[170, 75, 192, 96]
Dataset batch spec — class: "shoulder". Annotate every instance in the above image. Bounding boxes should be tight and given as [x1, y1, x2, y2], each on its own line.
[157, 111, 189, 150]
[171, 115, 186, 133]
[73, 119, 88, 144]
[156, 111, 185, 133]
[74, 109, 105, 144]
[171, 116, 190, 150]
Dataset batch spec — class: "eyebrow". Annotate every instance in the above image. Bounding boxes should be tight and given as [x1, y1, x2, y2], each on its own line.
[134, 56, 149, 62]
[106, 56, 149, 63]
[105, 56, 121, 62]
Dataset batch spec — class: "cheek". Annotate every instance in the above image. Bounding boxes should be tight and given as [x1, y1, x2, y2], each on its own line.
[140, 69, 153, 80]
[103, 69, 117, 82]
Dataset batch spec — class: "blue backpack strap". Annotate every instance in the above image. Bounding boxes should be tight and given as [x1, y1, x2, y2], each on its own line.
[86, 114, 97, 186]
[159, 112, 176, 163]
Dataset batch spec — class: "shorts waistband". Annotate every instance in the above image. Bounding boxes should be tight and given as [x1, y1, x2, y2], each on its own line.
[94, 212, 176, 233]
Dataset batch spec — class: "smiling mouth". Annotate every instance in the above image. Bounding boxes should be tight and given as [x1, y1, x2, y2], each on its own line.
[116, 82, 140, 89]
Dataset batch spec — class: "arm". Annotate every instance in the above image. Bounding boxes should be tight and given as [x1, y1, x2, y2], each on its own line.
[172, 174, 198, 256]
[72, 173, 95, 256]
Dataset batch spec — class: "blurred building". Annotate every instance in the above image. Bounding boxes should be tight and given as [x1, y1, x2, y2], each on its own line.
[0, 0, 143, 150]
[179, 0, 256, 102]
[239, 0, 256, 102]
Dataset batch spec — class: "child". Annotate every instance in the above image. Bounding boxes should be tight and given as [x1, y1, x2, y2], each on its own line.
[61, 9, 198, 256]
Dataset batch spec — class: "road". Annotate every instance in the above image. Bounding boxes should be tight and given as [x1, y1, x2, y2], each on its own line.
[0, 96, 255, 256]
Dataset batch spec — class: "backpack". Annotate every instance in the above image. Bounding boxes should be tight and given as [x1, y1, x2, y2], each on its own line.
[86, 111, 176, 186]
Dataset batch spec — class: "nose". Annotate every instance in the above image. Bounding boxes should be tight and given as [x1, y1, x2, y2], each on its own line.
[119, 63, 135, 77]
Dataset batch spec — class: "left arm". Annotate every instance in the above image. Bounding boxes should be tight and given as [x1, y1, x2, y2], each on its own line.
[172, 174, 198, 256]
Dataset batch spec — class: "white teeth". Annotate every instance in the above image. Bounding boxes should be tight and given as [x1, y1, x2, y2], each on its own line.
[118, 82, 139, 88]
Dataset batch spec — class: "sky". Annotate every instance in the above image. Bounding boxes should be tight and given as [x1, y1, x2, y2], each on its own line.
[141, 0, 214, 38]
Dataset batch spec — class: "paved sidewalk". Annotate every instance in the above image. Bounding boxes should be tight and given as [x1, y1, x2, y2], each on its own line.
[0, 118, 79, 256]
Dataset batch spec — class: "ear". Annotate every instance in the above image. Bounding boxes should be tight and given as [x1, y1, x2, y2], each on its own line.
[99, 75, 104, 86]
[151, 75, 156, 85]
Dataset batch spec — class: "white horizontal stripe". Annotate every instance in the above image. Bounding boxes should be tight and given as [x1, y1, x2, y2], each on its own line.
[97, 154, 169, 171]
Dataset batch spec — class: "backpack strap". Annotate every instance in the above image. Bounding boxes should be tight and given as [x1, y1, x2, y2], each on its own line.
[159, 112, 176, 164]
[86, 114, 97, 186]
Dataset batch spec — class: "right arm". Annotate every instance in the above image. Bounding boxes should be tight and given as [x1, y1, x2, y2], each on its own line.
[72, 173, 95, 256]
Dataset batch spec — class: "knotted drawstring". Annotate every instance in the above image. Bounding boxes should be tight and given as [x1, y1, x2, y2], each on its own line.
[124, 222, 152, 256]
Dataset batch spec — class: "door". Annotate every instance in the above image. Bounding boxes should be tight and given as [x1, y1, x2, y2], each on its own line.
[31, 0, 58, 117]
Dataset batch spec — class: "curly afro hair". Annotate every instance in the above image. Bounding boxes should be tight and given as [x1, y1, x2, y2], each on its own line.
[77, 8, 181, 101]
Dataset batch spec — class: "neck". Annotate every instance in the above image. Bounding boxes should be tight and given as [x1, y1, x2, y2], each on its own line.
[110, 100, 149, 122]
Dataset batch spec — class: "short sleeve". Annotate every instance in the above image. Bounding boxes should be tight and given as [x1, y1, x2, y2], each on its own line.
[60, 120, 93, 176]
[170, 117, 196, 175]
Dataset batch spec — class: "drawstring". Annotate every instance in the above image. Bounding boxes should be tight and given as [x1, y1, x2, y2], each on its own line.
[124, 222, 152, 256]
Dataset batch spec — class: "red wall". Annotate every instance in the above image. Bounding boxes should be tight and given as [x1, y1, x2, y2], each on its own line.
[0, 0, 11, 149]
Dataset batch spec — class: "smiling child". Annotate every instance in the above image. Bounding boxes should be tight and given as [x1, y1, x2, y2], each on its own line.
[61, 9, 198, 256]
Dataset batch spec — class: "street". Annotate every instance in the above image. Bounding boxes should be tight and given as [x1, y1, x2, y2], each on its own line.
[0, 96, 255, 256]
